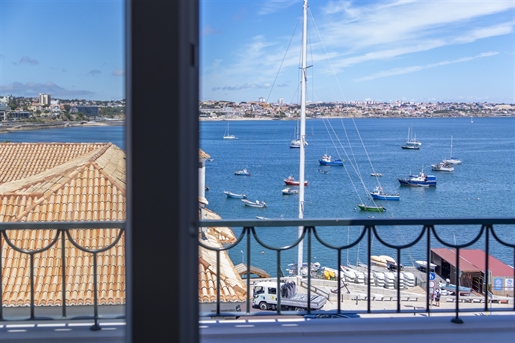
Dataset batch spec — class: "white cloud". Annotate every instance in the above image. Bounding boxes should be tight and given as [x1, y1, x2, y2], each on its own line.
[356, 51, 499, 81]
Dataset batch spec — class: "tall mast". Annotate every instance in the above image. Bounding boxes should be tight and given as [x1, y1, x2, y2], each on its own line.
[297, 0, 308, 276]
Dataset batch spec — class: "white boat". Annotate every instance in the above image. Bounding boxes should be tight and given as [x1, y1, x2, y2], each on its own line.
[431, 161, 454, 172]
[281, 187, 299, 195]
[241, 199, 266, 208]
[223, 122, 236, 139]
[234, 168, 250, 176]
[289, 120, 307, 148]
[401, 126, 421, 149]
[371, 172, 383, 177]
[443, 135, 462, 165]
[224, 191, 246, 199]
[370, 255, 388, 268]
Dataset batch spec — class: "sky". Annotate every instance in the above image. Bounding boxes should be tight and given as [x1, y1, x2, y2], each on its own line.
[1, 1, 514, 103]
[201, 0, 515, 104]
[0, 0, 124, 101]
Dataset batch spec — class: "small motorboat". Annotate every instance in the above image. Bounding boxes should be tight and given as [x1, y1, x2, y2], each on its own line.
[284, 175, 308, 186]
[241, 199, 267, 208]
[357, 204, 386, 212]
[234, 168, 250, 176]
[431, 161, 454, 172]
[282, 187, 299, 195]
[370, 187, 400, 201]
[224, 191, 247, 199]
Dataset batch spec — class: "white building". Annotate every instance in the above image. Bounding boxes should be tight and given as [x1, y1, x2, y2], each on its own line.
[39, 93, 51, 105]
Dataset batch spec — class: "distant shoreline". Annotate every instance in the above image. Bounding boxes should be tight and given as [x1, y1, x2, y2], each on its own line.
[0, 120, 124, 134]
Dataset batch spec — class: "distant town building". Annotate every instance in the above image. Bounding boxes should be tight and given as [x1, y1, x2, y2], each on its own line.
[0, 102, 9, 121]
[7, 111, 32, 120]
[39, 93, 51, 106]
[71, 106, 99, 118]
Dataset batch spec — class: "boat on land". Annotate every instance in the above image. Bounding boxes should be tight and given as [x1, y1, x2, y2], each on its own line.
[370, 255, 388, 268]
[318, 153, 343, 166]
[442, 280, 472, 296]
[241, 199, 267, 208]
[357, 204, 386, 212]
[282, 187, 299, 195]
[223, 122, 236, 139]
[415, 260, 436, 272]
[431, 161, 454, 172]
[443, 136, 462, 165]
[224, 191, 247, 199]
[370, 187, 400, 201]
[398, 170, 437, 187]
[234, 168, 250, 176]
[284, 175, 308, 186]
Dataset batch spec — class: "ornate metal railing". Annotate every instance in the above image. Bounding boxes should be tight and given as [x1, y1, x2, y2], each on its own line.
[0, 222, 125, 331]
[199, 217, 515, 323]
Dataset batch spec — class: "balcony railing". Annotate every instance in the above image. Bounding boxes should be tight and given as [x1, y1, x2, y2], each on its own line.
[0, 221, 125, 331]
[199, 217, 515, 323]
[1, 218, 514, 333]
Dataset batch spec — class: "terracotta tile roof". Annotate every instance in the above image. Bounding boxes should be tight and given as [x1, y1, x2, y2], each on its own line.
[1, 143, 126, 307]
[199, 208, 246, 303]
[1, 143, 245, 308]
[199, 149, 211, 159]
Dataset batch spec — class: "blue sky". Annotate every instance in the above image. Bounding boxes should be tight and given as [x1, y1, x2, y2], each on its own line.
[201, 0, 515, 103]
[1, 1, 514, 103]
[0, 0, 124, 101]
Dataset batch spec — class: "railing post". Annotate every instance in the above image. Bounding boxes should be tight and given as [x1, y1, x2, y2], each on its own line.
[451, 247, 463, 324]
[60, 230, 67, 318]
[90, 252, 101, 331]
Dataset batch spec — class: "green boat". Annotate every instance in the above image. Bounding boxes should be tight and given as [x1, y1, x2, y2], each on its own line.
[358, 204, 386, 212]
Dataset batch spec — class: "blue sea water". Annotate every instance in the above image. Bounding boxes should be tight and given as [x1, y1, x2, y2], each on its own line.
[200, 117, 515, 274]
[1, 126, 125, 151]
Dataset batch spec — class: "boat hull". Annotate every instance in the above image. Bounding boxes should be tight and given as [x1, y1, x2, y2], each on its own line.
[401, 145, 420, 150]
[224, 191, 246, 199]
[358, 204, 386, 212]
[370, 193, 400, 201]
[318, 159, 343, 166]
[241, 199, 266, 208]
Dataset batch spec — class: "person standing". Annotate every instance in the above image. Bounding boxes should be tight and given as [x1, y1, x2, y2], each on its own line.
[435, 288, 441, 307]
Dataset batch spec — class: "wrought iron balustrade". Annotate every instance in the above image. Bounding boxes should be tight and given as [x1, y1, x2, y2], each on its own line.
[199, 217, 515, 323]
[0, 221, 125, 331]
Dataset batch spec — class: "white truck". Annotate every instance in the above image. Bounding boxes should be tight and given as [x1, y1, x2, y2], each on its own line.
[252, 281, 327, 311]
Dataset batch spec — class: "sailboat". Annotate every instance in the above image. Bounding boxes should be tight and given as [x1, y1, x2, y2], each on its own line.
[223, 122, 236, 139]
[401, 126, 421, 149]
[443, 135, 462, 165]
[289, 120, 306, 148]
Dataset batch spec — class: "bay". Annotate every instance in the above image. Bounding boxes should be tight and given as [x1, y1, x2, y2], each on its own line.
[0, 125, 125, 151]
[201, 117, 515, 274]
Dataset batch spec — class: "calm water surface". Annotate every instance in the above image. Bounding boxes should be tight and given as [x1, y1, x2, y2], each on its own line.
[201, 117, 515, 274]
